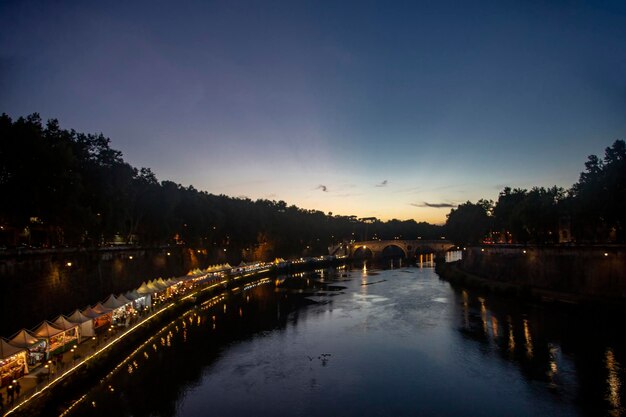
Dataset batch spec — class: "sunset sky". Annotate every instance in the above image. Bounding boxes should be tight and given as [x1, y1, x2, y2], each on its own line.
[2, 0, 625, 224]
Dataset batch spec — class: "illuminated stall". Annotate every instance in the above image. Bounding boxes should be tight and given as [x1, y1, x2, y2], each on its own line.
[103, 294, 134, 326]
[67, 309, 95, 339]
[8, 329, 46, 367]
[81, 305, 112, 334]
[156, 278, 175, 298]
[32, 321, 78, 358]
[0, 339, 28, 387]
[126, 288, 150, 309]
[137, 282, 156, 306]
[146, 280, 166, 304]
[52, 315, 82, 344]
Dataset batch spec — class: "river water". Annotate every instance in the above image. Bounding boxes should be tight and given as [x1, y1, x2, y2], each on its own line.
[67, 254, 625, 417]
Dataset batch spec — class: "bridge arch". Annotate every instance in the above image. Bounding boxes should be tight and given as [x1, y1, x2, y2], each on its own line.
[381, 244, 407, 258]
[352, 246, 373, 259]
[341, 239, 456, 260]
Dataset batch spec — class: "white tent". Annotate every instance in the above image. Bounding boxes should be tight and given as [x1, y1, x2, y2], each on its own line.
[8, 329, 40, 348]
[52, 316, 82, 343]
[81, 306, 101, 319]
[0, 338, 29, 377]
[102, 294, 125, 309]
[67, 309, 95, 338]
[116, 294, 133, 305]
[32, 321, 73, 358]
[31, 321, 64, 339]
[8, 329, 46, 367]
[82, 305, 112, 331]
[92, 303, 113, 315]
[125, 289, 140, 300]
[0, 338, 25, 360]
[137, 281, 153, 295]
[127, 289, 151, 308]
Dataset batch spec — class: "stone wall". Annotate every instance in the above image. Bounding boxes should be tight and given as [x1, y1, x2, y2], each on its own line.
[459, 245, 626, 301]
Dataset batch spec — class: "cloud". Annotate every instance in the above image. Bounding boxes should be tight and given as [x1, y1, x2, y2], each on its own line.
[316, 185, 328, 192]
[375, 180, 388, 187]
[411, 202, 456, 208]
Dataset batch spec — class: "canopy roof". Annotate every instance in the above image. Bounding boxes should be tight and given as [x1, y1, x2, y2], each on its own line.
[146, 281, 162, 292]
[32, 321, 65, 339]
[102, 294, 125, 309]
[92, 303, 113, 314]
[137, 282, 153, 295]
[67, 309, 91, 324]
[8, 329, 40, 348]
[52, 316, 79, 331]
[205, 263, 232, 272]
[156, 278, 169, 290]
[1, 338, 25, 360]
[116, 294, 133, 305]
[81, 306, 101, 319]
[125, 289, 141, 300]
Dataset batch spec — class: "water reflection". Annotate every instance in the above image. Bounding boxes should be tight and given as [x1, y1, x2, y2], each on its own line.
[606, 348, 623, 416]
[60, 264, 626, 417]
[454, 284, 626, 416]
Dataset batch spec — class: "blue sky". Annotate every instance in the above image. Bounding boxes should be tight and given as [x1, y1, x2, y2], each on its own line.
[1, 0, 625, 223]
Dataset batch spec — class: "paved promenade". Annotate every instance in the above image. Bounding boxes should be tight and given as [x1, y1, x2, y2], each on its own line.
[0, 275, 228, 417]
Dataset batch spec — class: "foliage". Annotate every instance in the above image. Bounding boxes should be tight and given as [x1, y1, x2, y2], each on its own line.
[445, 200, 493, 245]
[0, 113, 444, 259]
[444, 140, 625, 244]
[571, 140, 626, 242]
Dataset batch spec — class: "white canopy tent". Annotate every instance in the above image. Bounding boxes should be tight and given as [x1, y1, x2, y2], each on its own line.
[67, 309, 95, 338]
[0, 339, 28, 386]
[32, 321, 78, 358]
[52, 316, 82, 344]
[8, 329, 46, 365]
[82, 305, 112, 332]
[126, 289, 150, 308]
[103, 295, 132, 326]
[102, 294, 125, 309]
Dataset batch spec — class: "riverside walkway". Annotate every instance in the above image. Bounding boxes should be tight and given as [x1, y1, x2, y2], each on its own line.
[0, 274, 229, 417]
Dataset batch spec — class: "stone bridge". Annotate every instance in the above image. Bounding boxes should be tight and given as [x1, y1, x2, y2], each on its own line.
[329, 239, 457, 259]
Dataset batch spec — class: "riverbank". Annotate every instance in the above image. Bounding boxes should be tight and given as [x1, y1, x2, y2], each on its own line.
[1, 257, 346, 417]
[437, 250, 626, 308]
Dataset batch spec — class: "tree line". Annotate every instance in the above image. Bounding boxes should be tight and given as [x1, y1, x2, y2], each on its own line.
[0, 113, 443, 260]
[445, 140, 626, 245]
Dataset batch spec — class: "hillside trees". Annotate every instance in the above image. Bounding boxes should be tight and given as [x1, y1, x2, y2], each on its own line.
[0, 113, 444, 258]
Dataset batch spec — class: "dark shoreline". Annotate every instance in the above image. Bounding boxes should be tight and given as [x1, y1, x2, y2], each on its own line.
[6, 260, 346, 417]
[436, 260, 626, 310]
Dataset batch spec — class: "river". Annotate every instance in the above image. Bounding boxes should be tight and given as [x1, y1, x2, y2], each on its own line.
[65, 253, 625, 417]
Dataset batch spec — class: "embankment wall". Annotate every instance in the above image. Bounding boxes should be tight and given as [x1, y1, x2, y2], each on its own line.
[453, 245, 626, 302]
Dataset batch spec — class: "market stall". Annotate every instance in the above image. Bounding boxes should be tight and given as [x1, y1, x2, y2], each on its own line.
[8, 329, 46, 367]
[126, 289, 150, 309]
[67, 309, 95, 339]
[0, 339, 28, 387]
[103, 295, 133, 326]
[52, 316, 82, 344]
[32, 321, 77, 358]
[81, 306, 112, 334]
[146, 279, 167, 302]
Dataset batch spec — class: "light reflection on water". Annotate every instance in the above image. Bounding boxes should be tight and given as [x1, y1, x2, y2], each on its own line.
[66, 258, 625, 417]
